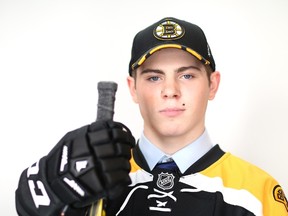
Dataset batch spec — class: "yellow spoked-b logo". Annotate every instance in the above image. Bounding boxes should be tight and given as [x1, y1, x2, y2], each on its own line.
[153, 19, 185, 40]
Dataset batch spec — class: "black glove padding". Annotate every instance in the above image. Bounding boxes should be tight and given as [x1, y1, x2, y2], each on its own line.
[45, 120, 135, 208]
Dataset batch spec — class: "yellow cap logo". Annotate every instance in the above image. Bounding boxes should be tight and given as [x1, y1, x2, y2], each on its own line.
[153, 19, 185, 40]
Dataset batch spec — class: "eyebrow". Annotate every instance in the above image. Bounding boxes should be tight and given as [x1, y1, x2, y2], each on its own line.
[140, 68, 164, 75]
[177, 65, 202, 73]
[140, 65, 202, 75]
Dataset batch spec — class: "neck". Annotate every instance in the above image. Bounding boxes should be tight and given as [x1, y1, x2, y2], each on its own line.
[143, 127, 205, 155]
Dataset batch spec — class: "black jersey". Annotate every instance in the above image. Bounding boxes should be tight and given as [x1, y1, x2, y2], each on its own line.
[16, 144, 287, 216]
[105, 144, 287, 216]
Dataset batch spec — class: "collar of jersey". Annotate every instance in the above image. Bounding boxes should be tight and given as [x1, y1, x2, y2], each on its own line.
[138, 129, 214, 173]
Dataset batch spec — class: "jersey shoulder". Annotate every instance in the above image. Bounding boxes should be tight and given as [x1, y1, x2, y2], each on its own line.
[201, 152, 288, 215]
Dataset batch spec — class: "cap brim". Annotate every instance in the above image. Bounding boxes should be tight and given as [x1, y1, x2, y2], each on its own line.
[131, 44, 211, 71]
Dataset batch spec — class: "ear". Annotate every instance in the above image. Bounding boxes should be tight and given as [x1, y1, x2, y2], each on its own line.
[127, 76, 139, 103]
[208, 71, 220, 100]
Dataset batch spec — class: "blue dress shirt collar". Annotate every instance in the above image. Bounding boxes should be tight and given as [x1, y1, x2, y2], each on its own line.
[138, 129, 214, 173]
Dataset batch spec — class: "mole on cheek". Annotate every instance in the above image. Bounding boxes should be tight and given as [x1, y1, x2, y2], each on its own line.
[182, 103, 185, 106]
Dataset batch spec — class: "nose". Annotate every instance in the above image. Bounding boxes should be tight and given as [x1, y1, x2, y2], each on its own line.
[161, 80, 181, 99]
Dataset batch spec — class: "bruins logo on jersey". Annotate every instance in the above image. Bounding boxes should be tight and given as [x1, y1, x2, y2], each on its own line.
[153, 19, 185, 41]
[273, 185, 288, 212]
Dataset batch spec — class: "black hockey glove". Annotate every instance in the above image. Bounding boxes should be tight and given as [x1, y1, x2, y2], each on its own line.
[46, 120, 135, 208]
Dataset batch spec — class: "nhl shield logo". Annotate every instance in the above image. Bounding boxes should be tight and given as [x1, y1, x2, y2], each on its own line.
[157, 172, 175, 190]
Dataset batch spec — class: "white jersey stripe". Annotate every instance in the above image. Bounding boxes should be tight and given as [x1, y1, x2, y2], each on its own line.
[179, 173, 263, 216]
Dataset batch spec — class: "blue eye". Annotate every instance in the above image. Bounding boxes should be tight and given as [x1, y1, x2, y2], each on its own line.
[148, 76, 160, 82]
[183, 74, 193, 79]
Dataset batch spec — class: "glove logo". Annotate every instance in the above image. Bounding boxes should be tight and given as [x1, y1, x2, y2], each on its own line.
[273, 185, 288, 212]
[153, 19, 185, 41]
[157, 172, 175, 191]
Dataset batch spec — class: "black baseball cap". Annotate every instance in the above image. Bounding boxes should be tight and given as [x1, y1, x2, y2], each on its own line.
[128, 17, 215, 76]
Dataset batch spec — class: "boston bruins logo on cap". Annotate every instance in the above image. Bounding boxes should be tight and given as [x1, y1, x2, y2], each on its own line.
[153, 19, 185, 40]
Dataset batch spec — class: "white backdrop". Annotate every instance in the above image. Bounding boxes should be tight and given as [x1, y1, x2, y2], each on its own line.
[0, 0, 287, 214]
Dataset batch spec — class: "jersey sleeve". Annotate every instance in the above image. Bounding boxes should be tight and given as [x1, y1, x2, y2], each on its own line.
[15, 156, 87, 216]
[263, 179, 288, 216]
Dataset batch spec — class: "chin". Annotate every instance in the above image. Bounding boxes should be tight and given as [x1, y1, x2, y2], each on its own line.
[156, 125, 185, 137]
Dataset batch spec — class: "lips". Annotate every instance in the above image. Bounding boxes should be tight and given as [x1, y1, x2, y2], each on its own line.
[159, 107, 185, 117]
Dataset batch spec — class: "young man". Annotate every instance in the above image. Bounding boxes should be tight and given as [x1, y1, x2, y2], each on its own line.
[16, 17, 287, 216]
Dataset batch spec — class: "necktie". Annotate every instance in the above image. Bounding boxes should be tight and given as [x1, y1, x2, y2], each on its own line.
[155, 160, 178, 171]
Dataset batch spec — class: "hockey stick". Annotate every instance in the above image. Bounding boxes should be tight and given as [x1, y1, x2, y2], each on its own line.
[88, 81, 118, 216]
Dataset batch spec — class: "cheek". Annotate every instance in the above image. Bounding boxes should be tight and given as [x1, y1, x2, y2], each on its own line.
[183, 86, 210, 107]
[137, 90, 154, 104]
[136, 83, 157, 99]
[137, 94, 154, 120]
[136, 87, 159, 111]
